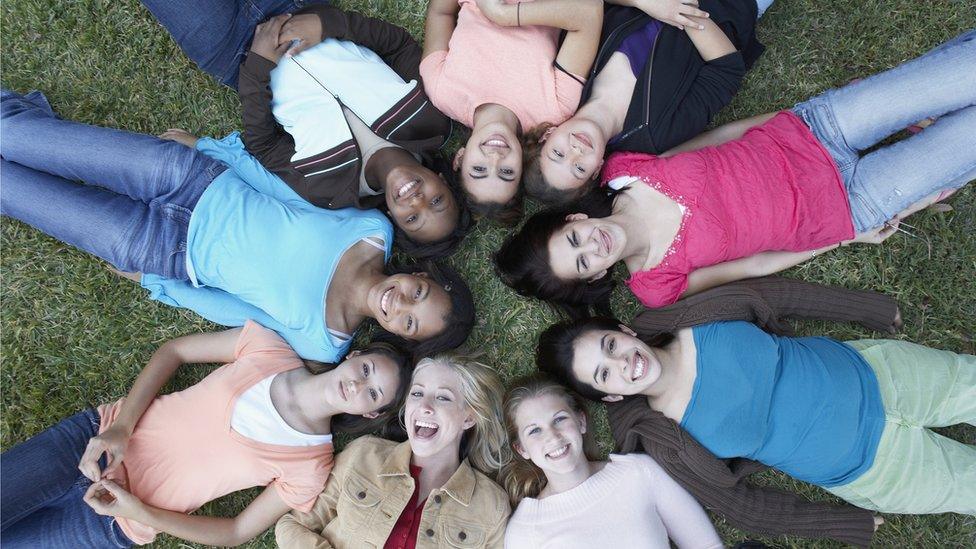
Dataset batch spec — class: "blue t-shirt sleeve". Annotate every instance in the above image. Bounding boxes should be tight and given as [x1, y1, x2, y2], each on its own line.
[195, 132, 305, 203]
[140, 273, 344, 362]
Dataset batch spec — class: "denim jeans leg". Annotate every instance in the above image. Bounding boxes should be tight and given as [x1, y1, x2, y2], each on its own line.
[1, 485, 132, 548]
[0, 409, 100, 532]
[0, 90, 221, 209]
[846, 105, 976, 231]
[0, 160, 193, 279]
[139, 0, 326, 88]
[799, 29, 976, 154]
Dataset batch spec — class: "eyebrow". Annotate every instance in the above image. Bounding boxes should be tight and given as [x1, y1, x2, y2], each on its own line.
[592, 335, 609, 385]
[468, 172, 488, 180]
[371, 362, 385, 398]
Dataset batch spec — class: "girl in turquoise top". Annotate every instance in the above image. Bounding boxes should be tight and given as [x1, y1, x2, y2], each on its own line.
[536, 316, 975, 515]
[0, 90, 475, 363]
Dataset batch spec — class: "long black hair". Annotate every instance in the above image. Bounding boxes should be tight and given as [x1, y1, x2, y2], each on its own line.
[494, 188, 618, 318]
[304, 341, 413, 437]
[536, 316, 675, 401]
[375, 260, 476, 360]
[394, 153, 474, 260]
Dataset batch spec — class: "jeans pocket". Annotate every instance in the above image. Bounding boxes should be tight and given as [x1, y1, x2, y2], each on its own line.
[846, 190, 885, 234]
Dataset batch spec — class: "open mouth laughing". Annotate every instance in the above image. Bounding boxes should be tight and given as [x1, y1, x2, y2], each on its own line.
[394, 179, 420, 202]
[379, 286, 395, 318]
[631, 350, 648, 382]
[414, 420, 440, 440]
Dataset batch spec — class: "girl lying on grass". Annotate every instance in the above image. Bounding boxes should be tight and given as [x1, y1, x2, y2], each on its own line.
[142, 1, 469, 259]
[538, 317, 976, 518]
[0, 321, 410, 548]
[521, 0, 770, 204]
[500, 377, 722, 549]
[275, 354, 511, 548]
[0, 90, 475, 363]
[496, 30, 976, 310]
[421, 0, 604, 225]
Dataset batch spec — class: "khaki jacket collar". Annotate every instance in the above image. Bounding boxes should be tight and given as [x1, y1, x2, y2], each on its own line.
[376, 440, 477, 506]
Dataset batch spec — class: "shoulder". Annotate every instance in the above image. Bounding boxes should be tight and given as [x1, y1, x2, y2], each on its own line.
[610, 452, 667, 479]
[471, 469, 512, 519]
[235, 320, 301, 362]
[340, 435, 398, 459]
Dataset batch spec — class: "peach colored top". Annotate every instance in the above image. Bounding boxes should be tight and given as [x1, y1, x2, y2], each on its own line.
[419, 0, 584, 130]
[98, 321, 334, 544]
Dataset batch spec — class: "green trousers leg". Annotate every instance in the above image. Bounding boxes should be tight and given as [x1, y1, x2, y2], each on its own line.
[828, 339, 976, 514]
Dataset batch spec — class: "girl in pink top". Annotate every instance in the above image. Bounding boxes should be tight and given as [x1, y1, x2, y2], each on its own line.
[421, 0, 603, 225]
[0, 321, 410, 547]
[495, 31, 976, 310]
[501, 378, 722, 549]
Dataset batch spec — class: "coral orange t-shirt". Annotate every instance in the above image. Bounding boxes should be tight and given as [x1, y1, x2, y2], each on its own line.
[97, 321, 334, 544]
[419, 0, 584, 130]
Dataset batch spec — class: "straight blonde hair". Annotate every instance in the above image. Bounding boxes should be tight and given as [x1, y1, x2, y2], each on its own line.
[412, 354, 511, 475]
[499, 376, 600, 506]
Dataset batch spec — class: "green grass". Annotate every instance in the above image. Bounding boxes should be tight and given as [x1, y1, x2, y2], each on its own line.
[2, 0, 975, 547]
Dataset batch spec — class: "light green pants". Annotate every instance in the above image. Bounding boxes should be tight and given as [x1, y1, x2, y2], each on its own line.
[826, 339, 976, 514]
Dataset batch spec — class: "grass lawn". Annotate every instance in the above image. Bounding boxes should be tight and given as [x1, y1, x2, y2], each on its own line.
[2, 0, 975, 546]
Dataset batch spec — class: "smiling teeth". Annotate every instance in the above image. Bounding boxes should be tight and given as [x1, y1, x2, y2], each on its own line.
[546, 444, 569, 459]
[415, 420, 439, 429]
[484, 138, 507, 147]
[380, 288, 393, 315]
[398, 180, 419, 198]
[632, 353, 646, 381]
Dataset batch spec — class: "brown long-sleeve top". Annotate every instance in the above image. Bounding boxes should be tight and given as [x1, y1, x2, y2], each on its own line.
[607, 276, 900, 548]
[237, 5, 451, 210]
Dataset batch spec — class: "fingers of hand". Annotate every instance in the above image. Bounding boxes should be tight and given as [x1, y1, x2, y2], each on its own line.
[83, 482, 116, 514]
[79, 440, 104, 481]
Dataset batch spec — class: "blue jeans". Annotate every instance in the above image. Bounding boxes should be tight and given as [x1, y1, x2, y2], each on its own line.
[0, 90, 226, 279]
[793, 29, 976, 233]
[0, 409, 133, 548]
[140, 0, 327, 88]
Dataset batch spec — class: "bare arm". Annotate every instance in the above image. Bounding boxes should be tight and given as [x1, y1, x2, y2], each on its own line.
[424, 0, 460, 59]
[684, 245, 841, 298]
[682, 14, 736, 61]
[77, 329, 243, 482]
[86, 482, 290, 547]
[661, 112, 777, 157]
[605, 0, 709, 30]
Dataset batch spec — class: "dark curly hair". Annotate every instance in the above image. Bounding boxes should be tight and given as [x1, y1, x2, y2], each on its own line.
[536, 316, 675, 401]
[393, 153, 474, 260]
[374, 260, 476, 359]
[493, 188, 619, 318]
[303, 340, 414, 437]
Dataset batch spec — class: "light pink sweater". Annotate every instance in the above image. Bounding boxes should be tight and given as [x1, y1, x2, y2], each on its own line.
[504, 454, 724, 549]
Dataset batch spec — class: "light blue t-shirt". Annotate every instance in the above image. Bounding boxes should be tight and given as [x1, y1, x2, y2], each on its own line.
[680, 321, 885, 488]
[141, 133, 393, 362]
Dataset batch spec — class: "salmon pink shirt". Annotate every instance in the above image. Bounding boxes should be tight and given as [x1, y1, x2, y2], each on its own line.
[419, 0, 584, 129]
[602, 111, 854, 308]
[97, 321, 334, 544]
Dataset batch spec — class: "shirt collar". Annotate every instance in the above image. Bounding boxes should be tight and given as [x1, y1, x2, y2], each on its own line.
[376, 441, 477, 506]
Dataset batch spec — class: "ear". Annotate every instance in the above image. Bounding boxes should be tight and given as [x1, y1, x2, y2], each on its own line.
[363, 411, 380, 419]
[453, 148, 465, 171]
[590, 159, 605, 181]
[588, 269, 608, 282]
[346, 349, 362, 359]
[540, 125, 556, 143]
[618, 324, 637, 337]
[514, 441, 530, 460]
[565, 213, 589, 222]
[461, 411, 477, 431]
[412, 272, 430, 278]
[601, 394, 624, 403]
[578, 413, 587, 435]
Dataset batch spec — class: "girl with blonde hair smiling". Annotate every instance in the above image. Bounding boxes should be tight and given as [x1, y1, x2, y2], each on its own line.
[276, 354, 512, 548]
[500, 377, 721, 548]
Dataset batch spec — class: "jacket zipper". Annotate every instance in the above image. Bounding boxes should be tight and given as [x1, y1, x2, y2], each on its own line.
[591, 14, 644, 80]
[614, 30, 660, 143]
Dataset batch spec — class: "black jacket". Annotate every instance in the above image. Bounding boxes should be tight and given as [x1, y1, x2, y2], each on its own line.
[583, 0, 764, 155]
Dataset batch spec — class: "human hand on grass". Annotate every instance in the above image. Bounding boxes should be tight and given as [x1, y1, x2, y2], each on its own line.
[278, 13, 323, 57]
[159, 129, 199, 149]
[251, 14, 292, 63]
[79, 425, 130, 482]
[635, 0, 708, 30]
[846, 218, 900, 245]
[84, 480, 144, 520]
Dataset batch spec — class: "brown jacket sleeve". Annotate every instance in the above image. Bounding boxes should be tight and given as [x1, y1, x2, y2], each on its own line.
[299, 5, 423, 82]
[632, 276, 899, 337]
[606, 398, 877, 548]
[237, 52, 302, 184]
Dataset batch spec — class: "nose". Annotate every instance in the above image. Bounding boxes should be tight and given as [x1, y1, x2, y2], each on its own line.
[346, 379, 361, 397]
[407, 189, 424, 208]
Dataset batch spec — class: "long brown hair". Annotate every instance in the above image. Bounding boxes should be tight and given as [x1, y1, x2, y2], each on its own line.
[499, 376, 600, 506]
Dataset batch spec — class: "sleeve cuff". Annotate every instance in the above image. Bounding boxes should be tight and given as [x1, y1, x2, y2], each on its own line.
[242, 51, 278, 78]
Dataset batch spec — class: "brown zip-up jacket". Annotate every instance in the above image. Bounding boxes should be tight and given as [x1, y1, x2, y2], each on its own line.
[607, 277, 899, 548]
[237, 5, 451, 209]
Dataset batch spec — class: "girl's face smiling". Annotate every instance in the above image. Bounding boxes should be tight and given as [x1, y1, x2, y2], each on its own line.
[405, 362, 475, 459]
[571, 326, 662, 400]
[546, 214, 627, 282]
[367, 273, 450, 341]
[323, 350, 402, 417]
[513, 393, 587, 476]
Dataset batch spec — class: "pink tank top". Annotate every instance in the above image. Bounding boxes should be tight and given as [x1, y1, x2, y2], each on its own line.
[602, 111, 854, 308]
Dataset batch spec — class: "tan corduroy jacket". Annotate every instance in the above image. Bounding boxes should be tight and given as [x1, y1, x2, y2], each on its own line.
[275, 436, 510, 549]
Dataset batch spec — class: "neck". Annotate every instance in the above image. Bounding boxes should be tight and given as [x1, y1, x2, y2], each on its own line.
[608, 201, 652, 264]
[472, 103, 521, 134]
[641, 343, 681, 402]
[364, 147, 416, 191]
[280, 368, 339, 431]
[576, 98, 623, 139]
[542, 458, 597, 496]
[412, 442, 462, 488]
[343, 267, 388, 320]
